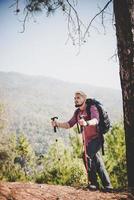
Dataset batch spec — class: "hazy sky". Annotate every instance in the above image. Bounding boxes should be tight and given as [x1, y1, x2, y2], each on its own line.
[0, 0, 121, 89]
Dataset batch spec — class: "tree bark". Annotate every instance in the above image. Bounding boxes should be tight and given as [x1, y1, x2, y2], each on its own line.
[113, 0, 134, 188]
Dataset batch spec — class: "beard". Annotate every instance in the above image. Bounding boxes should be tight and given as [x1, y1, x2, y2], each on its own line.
[75, 101, 85, 108]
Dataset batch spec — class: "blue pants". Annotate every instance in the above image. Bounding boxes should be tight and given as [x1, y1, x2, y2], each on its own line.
[83, 137, 112, 188]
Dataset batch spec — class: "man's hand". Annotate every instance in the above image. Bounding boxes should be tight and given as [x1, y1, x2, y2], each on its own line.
[51, 120, 58, 128]
[78, 118, 87, 126]
[51, 120, 70, 129]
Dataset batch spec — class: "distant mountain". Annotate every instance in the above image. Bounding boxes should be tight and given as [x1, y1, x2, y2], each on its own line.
[0, 71, 123, 153]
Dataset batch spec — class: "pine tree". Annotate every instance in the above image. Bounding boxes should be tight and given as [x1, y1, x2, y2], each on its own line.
[15, 133, 36, 179]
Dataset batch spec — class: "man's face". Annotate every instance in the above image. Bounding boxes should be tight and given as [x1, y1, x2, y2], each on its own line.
[74, 94, 85, 108]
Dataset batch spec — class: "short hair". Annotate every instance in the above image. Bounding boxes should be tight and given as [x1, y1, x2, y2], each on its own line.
[75, 91, 87, 99]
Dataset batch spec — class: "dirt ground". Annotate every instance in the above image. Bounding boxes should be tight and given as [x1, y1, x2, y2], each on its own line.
[0, 182, 134, 200]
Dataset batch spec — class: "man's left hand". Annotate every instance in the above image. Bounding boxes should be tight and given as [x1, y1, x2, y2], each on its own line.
[78, 119, 87, 126]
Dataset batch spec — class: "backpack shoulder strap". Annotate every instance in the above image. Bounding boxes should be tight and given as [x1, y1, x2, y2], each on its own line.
[75, 108, 80, 133]
[86, 98, 103, 116]
[86, 98, 94, 117]
[86, 98, 105, 155]
[74, 108, 80, 119]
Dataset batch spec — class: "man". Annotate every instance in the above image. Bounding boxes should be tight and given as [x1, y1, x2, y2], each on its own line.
[51, 91, 112, 191]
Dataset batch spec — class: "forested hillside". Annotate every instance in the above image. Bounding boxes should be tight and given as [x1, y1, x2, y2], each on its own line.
[0, 71, 123, 153]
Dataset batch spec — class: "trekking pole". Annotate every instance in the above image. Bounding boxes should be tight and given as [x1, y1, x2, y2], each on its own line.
[51, 116, 62, 162]
[79, 115, 89, 184]
[51, 116, 58, 132]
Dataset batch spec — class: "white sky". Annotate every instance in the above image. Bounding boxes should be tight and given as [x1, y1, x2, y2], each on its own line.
[0, 0, 121, 90]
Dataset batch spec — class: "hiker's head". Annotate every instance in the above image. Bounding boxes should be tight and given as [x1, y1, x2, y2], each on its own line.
[74, 91, 87, 108]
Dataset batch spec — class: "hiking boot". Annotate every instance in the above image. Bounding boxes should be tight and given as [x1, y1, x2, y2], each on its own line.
[103, 185, 113, 193]
[88, 184, 99, 191]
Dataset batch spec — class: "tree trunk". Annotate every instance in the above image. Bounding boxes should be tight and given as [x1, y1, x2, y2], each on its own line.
[113, 0, 134, 188]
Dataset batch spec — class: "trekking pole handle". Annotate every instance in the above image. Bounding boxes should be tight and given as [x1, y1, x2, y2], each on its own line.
[51, 116, 58, 132]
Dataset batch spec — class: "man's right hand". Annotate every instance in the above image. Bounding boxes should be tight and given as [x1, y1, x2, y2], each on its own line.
[51, 120, 70, 129]
[51, 120, 58, 128]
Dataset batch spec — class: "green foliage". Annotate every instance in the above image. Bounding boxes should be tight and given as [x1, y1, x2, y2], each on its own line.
[35, 137, 87, 186]
[0, 102, 127, 189]
[0, 102, 35, 181]
[0, 111, 36, 182]
[15, 133, 36, 180]
[69, 128, 83, 158]
[104, 122, 127, 188]
[0, 72, 123, 154]
[0, 133, 20, 181]
[0, 103, 5, 131]
[16, 134, 35, 166]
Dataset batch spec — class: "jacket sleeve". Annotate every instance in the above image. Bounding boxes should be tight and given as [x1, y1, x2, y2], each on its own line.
[67, 111, 77, 128]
